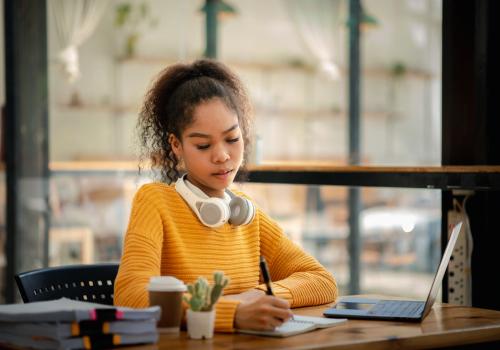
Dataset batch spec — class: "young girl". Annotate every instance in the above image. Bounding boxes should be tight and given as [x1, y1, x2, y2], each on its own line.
[114, 59, 338, 332]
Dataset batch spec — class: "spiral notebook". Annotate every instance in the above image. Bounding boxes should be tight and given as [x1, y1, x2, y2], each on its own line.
[237, 315, 347, 337]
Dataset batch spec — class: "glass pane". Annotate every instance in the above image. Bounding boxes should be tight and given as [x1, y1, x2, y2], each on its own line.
[360, 0, 442, 165]
[48, 1, 205, 162]
[49, 173, 146, 265]
[222, 0, 349, 164]
[48, 0, 441, 166]
[216, 0, 442, 165]
[236, 182, 441, 299]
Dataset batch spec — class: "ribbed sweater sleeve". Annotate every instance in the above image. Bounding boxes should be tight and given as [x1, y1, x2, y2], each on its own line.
[256, 209, 338, 307]
[114, 187, 164, 308]
[213, 298, 241, 332]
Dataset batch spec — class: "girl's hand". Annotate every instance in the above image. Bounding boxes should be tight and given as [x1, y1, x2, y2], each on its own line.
[234, 294, 293, 330]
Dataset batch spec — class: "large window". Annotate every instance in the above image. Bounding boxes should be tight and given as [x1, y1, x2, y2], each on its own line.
[237, 183, 441, 298]
[42, 0, 444, 300]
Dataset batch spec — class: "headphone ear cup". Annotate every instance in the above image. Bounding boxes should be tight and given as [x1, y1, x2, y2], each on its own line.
[229, 196, 255, 226]
[199, 198, 230, 227]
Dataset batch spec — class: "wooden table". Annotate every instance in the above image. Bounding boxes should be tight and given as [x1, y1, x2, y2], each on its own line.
[127, 301, 500, 350]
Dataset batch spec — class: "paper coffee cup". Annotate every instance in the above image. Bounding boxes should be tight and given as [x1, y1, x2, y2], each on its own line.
[147, 276, 187, 333]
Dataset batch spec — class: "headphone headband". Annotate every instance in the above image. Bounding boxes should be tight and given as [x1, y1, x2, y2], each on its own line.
[175, 174, 255, 228]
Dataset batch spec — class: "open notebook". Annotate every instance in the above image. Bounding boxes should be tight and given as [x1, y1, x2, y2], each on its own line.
[237, 315, 347, 337]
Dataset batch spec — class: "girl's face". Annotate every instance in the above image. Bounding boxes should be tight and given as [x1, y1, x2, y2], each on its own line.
[170, 98, 244, 198]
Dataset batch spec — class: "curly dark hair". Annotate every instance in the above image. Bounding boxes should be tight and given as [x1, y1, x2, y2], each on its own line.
[138, 59, 253, 183]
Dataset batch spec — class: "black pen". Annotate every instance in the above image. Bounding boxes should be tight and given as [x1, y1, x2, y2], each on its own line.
[260, 256, 294, 321]
[259, 256, 274, 296]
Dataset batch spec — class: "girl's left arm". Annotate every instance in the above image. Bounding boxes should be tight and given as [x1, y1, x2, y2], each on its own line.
[257, 209, 338, 307]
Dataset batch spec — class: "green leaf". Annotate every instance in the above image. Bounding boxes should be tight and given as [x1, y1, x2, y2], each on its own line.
[114, 4, 131, 27]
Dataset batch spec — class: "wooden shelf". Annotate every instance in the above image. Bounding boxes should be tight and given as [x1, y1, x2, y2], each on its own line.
[50, 161, 139, 176]
[116, 56, 436, 80]
[56, 103, 389, 119]
[56, 103, 139, 114]
[50, 161, 138, 172]
[48, 161, 500, 190]
[254, 106, 389, 119]
[115, 56, 176, 66]
[250, 162, 500, 173]
[56, 101, 391, 119]
[248, 162, 500, 190]
[50, 160, 500, 173]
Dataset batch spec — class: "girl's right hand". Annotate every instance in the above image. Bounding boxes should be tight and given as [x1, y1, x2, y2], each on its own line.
[234, 294, 293, 330]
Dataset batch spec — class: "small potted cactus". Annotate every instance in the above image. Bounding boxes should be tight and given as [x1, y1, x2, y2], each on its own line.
[184, 271, 229, 339]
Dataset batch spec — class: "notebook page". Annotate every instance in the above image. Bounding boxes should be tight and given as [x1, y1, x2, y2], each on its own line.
[238, 319, 315, 337]
[293, 315, 348, 328]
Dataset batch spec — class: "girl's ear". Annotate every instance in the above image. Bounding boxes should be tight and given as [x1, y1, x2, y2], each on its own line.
[169, 134, 182, 160]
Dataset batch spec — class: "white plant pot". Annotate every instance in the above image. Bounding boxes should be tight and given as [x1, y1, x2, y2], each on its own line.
[186, 309, 216, 339]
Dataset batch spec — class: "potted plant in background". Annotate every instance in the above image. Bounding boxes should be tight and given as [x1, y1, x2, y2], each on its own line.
[184, 271, 229, 339]
[114, 1, 158, 58]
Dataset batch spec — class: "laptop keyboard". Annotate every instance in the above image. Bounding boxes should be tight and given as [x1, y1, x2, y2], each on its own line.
[369, 300, 425, 318]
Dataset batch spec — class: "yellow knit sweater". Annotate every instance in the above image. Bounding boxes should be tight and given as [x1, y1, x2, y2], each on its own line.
[114, 183, 338, 332]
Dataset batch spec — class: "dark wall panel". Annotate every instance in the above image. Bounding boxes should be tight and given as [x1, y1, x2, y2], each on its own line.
[442, 0, 500, 310]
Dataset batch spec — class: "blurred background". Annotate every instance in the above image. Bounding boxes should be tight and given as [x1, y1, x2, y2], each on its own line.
[0, 0, 444, 301]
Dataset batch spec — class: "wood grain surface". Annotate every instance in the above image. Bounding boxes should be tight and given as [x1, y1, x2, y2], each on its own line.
[125, 300, 500, 350]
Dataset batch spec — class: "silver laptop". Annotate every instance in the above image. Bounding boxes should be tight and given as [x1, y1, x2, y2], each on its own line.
[324, 222, 462, 322]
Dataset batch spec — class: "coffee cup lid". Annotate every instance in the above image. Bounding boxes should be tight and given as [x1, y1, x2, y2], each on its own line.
[147, 276, 187, 292]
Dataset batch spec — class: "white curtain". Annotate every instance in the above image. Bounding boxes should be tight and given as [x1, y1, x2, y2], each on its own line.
[51, 0, 110, 83]
[285, 0, 343, 80]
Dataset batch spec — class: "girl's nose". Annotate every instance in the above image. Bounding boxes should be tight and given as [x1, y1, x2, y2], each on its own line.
[212, 145, 230, 163]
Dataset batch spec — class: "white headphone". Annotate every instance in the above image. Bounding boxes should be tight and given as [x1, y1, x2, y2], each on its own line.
[175, 174, 256, 228]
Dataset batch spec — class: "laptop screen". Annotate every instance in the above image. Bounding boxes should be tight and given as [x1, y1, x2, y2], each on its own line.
[421, 222, 462, 318]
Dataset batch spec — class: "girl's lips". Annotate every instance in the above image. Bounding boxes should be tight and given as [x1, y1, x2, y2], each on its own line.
[212, 169, 232, 180]
[213, 169, 232, 175]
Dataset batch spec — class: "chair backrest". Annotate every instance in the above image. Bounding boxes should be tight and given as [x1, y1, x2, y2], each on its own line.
[15, 263, 119, 305]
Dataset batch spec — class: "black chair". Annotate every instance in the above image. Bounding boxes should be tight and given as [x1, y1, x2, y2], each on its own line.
[15, 263, 119, 305]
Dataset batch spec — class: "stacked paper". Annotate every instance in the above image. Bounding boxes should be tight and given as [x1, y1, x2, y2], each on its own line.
[0, 298, 161, 350]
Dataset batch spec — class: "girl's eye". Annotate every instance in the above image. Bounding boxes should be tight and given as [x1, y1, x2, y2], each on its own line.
[196, 144, 210, 150]
[227, 137, 240, 143]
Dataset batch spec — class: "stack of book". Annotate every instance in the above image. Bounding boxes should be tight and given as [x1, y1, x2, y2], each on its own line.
[0, 297, 161, 349]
